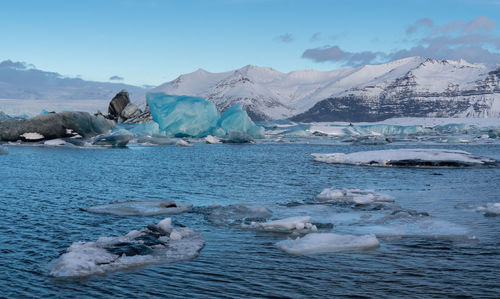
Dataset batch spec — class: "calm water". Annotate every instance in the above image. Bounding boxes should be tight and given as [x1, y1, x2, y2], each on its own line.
[1, 141, 499, 298]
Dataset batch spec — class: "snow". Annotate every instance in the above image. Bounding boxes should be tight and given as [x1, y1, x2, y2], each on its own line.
[312, 149, 497, 167]
[86, 200, 192, 216]
[244, 216, 318, 233]
[49, 217, 204, 278]
[276, 233, 379, 255]
[316, 188, 395, 204]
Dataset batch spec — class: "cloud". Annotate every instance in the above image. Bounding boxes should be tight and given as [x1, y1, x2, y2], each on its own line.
[302, 16, 500, 66]
[310, 32, 321, 42]
[274, 33, 294, 43]
[109, 75, 124, 81]
[406, 18, 433, 34]
[302, 45, 383, 66]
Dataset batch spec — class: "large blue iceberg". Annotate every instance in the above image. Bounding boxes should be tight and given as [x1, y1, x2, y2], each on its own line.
[147, 93, 264, 138]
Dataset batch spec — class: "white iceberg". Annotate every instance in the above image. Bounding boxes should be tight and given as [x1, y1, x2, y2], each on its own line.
[276, 233, 379, 255]
[312, 149, 497, 167]
[50, 217, 204, 278]
[86, 200, 192, 216]
[316, 188, 395, 204]
[244, 216, 317, 234]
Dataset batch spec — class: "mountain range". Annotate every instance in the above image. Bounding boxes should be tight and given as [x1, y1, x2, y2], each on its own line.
[1, 57, 499, 121]
[154, 57, 500, 121]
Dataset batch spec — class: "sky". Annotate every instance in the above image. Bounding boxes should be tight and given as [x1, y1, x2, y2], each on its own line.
[1, 0, 500, 86]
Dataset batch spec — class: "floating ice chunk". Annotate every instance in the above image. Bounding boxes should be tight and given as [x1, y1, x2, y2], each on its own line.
[209, 204, 273, 226]
[175, 139, 192, 147]
[0, 146, 7, 155]
[44, 139, 67, 146]
[49, 217, 204, 278]
[276, 233, 379, 255]
[135, 136, 175, 146]
[222, 131, 254, 144]
[218, 104, 265, 138]
[245, 216, 317, 234]
[20, 132, 44, 141]
[86, 200, 192, 216]
[476, 203, 500, 216]
[205, 135, 221, 144]
[147, 93, 220, 138]
[93, 129, 132, 148]
[312, 149, 497, 168]
[316, 188, 395, 205]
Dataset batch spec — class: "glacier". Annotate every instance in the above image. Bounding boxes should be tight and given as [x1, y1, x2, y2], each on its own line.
[146, 93, 264, 138]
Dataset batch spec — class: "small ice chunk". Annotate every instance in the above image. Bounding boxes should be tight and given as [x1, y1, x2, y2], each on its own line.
[86, 200, 192, 216]
[312, 149, 497, 168]
[44, 139, 67, 146]
[20, 132, 44, 141]
[276, 233, 379, 254]
[205, 135, 221, 144]
[176, 139, 192, 147]
[158, 218, 173, 233]
[247, 216, 317, 234]
[476, 203, 500, 216]
[316, 188, 394, 204]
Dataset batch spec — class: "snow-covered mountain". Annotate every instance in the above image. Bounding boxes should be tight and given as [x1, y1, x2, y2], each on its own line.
[0, 60, 147, 102]
[154, 57, 500, 121]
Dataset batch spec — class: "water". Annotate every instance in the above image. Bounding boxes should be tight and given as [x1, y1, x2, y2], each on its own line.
[1, 141, 499, 297]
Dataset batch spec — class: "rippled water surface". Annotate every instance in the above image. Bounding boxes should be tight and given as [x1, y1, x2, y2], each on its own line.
[1, 141, 499, 297]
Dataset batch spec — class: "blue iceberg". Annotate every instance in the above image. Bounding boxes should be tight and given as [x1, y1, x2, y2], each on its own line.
[147, 93, 264, 139]
[217, 104, 265, 138]
[147, 93, 219, 138]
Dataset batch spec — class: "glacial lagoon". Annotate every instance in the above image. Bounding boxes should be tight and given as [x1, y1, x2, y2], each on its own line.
[1, 123, 500, 297]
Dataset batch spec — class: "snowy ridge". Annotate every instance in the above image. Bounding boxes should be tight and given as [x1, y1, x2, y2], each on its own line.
[153, 57, 500, 121]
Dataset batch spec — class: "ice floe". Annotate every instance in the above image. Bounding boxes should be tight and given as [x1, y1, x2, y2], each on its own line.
[243, 216, 317, 234]
[476, 203, 500, 216]
[208, 204, 273, 226]
[175, 139, 193, 147]
[316, 188, 395, 205]
[312, 149, 497, 167]
[205, 135, 221, 144]
[49, 217, 204, 278]
[86, 200, 192, 216]
[276, 233, 379, 254]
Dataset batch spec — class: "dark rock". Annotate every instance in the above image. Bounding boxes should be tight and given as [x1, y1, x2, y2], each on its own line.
[108, 89, 131, 119]
[0, 112, 114, 141]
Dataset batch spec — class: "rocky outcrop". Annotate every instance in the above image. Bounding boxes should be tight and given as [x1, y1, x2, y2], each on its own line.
[0, 112, 114, 141]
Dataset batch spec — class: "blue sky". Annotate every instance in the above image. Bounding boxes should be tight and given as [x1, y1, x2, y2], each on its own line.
[1, 0, 499, 85]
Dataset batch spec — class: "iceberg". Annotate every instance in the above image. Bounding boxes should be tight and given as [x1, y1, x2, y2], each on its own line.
[147, 93, 219, 138]
[312, 149, 497, 168]
[276, 233, 379, 255]
[147, 93, 264, 138]
[49, 217, 204, 278]
[316, 188, 394, 205]
[217, 104, 265, 138]
[92, 129, 132, 148]
[86, 200, 192, 216]
[244, 216, 318, 234]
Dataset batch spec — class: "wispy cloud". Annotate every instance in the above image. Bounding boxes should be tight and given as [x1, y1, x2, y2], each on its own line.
[274, 33, 294, 43]
[302, 16, 500, 66]
[109, 75, 124, 81]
